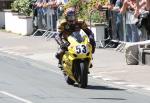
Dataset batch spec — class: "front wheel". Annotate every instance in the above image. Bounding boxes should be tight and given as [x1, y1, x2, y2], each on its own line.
[78, 62, 88, 88]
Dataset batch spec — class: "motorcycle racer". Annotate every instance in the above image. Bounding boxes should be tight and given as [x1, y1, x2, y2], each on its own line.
[55, 7, 96, 68]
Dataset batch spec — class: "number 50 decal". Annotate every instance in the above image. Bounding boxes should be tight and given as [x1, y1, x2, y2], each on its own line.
[76, 45, 87, 54]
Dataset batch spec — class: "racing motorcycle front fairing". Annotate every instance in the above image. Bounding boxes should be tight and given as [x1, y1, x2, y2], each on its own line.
[62, 32, 93, 81]
[67, 33, 92, 61]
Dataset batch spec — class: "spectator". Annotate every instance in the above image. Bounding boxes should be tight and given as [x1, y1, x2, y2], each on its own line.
[145, 0, 150, 10]
[135, 0, 150, 39]
[145, 0, 150, 37]
[95, 0, 116, 40]
[109, 0, 118, 8]
[30, 0, 38, 32]
[135, 0, 150, 14]
[47, 0, 59, 31]
[112, 0, 124, 41]
[36, 0, 45, 29]
[95, 0, 115, 10]
[55, 0, 67, 20]
[42, 0, 49, 29]
[120, 0, 140, 42]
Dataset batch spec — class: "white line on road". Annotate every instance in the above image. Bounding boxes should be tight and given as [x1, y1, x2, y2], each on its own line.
[98, 70, 127, 74]
[0, 91, 33, 103]
[92, 75, 102, 79]
[113, 81, 127, 85]
[143, 87, 150, 91]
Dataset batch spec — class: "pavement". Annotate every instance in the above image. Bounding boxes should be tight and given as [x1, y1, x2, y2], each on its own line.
[0, 31, 150, 91]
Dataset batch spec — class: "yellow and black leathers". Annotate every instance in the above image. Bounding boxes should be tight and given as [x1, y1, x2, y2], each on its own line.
[55, 19, 96, 65]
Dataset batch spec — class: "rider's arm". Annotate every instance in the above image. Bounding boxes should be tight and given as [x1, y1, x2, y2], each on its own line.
[81, 20, 96, 53]
[55, 21, 65, 45]
[80, 20, 95, 39]
[55, 32, 64, 45]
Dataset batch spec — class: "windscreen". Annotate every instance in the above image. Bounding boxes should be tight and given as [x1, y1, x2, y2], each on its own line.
[71, 32, 84, 43]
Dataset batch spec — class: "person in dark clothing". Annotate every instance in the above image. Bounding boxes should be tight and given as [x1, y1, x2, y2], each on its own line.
[30, 0, 38, 32]
[110, 0, 117, 6]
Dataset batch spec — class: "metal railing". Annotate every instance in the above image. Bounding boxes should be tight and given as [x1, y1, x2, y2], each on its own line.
[31, 5, 61, 40]
[90, 8, 150, 48]
[31, 4, 149, 45]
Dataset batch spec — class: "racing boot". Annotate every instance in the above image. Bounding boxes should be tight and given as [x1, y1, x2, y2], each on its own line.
[55, 53, 63, 69]
[58, 62, 63, 69]
[89, 63, 93, 68]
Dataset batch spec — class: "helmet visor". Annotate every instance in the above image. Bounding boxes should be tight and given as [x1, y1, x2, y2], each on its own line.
[67, 15, 76, 21]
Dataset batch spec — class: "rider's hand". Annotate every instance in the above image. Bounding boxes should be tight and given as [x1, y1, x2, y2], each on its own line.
[60, 42, 69, 49]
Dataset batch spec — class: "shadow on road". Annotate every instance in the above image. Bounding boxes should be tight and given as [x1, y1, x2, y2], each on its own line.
[89, 97, 126, 101]
[73, 84, 126, 91]
[72, 84, 126, 101]
[86, 85, 126, 91]
[87, 85, 127, 101]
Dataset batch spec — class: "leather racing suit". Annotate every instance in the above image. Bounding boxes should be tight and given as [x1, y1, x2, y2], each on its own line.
[55, 19, 96, 65]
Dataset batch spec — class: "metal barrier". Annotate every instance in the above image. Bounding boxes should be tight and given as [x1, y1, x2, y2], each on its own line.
[42, 31, 58, 41]
[118, 11, 149, 53]
[31, 4, 61, 40]
[112, 10, 149, 42]
[93, 8, 150, 48]
[31, 3, 149, 45]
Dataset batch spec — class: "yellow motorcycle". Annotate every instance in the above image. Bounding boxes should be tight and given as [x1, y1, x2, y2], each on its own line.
[62, 32, 93, 88]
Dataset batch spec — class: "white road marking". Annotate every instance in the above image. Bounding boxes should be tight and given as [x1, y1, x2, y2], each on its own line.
[143, 87, 150, 91]
[0, 91, 33, 103]
[102, 78, 113, 81]
[98, 70, 126, 74]
[113, 81, 127, 85]
[92, 75, 102, 79]
[125, 84, 140, 88]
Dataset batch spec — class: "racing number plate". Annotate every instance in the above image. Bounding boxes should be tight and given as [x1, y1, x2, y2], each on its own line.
[75, 45, 88, 54]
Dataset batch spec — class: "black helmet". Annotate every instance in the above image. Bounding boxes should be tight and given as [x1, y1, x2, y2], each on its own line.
[65, 7, 77, 23]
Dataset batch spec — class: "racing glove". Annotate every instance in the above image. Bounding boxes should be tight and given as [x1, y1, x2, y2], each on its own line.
[60, 42, 69, 50]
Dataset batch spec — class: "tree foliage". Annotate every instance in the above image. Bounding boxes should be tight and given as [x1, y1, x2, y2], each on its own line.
[63, 0, 108, 23]
[11, 0, 32, 16]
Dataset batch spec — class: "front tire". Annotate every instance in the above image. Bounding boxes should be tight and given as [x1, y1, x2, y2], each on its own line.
[78, 62, 88, 88]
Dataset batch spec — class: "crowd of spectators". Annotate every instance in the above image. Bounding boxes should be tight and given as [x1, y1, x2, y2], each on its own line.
[96, 0, 150, 42]
[30, 0, 149, 42]
[30, 0, 68, 32]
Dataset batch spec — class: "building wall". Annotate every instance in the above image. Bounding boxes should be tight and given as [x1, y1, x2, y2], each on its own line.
[5, 11, 33, 35]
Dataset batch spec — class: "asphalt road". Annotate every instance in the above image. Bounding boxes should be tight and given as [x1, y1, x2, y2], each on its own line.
[0, 52, 150, 103]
